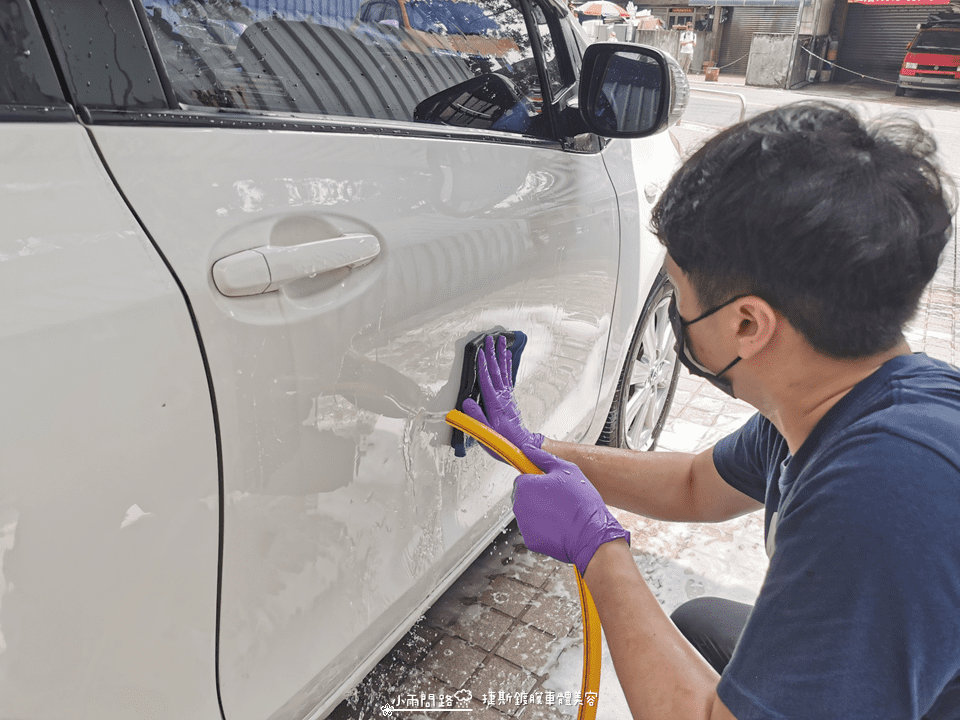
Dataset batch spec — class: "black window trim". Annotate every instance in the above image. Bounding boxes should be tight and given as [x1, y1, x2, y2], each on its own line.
[527, 0, 579, 101]
[0, 0, 73, 120]
[34, 0, 167, 112]
[82, 106, 565, 148]
[519, 0, 602, 153]
[0, 103, 75, 122]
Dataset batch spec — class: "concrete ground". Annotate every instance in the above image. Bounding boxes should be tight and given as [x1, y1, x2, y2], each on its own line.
[329, 89, 959, 720]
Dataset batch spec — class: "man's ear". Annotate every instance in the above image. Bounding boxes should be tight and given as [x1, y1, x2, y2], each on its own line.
[731, 296, 777, 360]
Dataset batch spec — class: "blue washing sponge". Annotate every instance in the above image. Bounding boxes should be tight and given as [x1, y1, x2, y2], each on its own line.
[451, 331, 527, 457]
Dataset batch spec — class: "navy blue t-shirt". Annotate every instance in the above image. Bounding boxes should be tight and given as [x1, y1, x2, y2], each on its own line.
[712, 353, 960, 720]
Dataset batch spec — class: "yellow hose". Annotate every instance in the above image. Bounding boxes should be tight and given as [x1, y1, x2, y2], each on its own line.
[445, 410, 602, 720]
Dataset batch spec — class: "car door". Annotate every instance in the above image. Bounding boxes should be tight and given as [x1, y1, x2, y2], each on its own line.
[38, 0, 622, 717]
[0, 2, 220, 718]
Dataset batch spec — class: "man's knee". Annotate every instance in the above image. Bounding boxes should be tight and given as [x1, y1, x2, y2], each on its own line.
[671, 597, 753, 674]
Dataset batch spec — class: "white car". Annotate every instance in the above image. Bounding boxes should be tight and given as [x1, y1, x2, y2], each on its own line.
[0, 0, 685, 717]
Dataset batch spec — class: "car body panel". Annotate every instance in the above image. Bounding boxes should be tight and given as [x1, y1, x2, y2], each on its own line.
[585, 134, 676, 438]
[0, 122, 220, 718]
[1, 0, 684, 714]
[898, 27, 960, 93]
[89, 122, 621, 718]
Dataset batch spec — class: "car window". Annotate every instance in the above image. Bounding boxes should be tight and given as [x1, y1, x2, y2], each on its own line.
[911, 30, 960, 53]
[0, 0, 66, 108]
[529, 3, 565, 102]
[559, 8, 585, 76]
[138, 0, 552, 137]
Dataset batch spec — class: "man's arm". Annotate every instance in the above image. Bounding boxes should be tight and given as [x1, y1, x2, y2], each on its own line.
[584, 539, 737, 720]
[541, 440, 762, 523]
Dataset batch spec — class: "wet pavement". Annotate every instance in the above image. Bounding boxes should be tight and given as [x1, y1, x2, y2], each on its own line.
[329, 87, 960, 720]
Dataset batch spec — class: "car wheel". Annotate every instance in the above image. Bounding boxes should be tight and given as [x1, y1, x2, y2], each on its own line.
[598, 269, 680, 450]
[895, 84, 906, 97]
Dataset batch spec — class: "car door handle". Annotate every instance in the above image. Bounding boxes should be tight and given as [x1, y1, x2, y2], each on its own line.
[644, 183, 660, 203]
[212, 233, 380, 297]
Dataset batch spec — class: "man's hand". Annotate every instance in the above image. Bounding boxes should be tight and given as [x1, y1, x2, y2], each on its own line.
[513, 445, 629, 576]
[462, 335, 543, 458]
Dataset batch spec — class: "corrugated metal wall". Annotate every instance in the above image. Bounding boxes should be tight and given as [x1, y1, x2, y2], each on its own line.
[146, 0, 363, 25]
[719, 7, 799, 73]
[836, 4, 950, 82]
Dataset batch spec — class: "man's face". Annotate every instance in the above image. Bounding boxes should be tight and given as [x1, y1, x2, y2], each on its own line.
[663, 255, 698, 322]
[664, 255, 727, 371]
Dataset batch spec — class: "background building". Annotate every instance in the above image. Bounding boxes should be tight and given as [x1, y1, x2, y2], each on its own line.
[834, 0, 954, 82]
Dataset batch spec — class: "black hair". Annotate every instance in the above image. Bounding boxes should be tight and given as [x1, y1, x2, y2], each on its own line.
[652, 102, 955, 358]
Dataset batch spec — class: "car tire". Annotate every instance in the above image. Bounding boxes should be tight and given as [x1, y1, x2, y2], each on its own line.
[598, 269, 681, 451]
[895, 84, 906, 97]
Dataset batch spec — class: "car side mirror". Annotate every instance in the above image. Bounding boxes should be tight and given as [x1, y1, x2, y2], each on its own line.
[577, 43, 688, 138]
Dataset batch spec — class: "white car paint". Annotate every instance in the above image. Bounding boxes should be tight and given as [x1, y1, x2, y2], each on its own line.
[88, 121, 641, 718]
[0, 123, 221, 718]
[585, 134, 679, 441]
[0, 1, 681, 716]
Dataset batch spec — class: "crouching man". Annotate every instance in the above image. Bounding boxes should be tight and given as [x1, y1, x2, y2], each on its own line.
[464, 102, 960, 719]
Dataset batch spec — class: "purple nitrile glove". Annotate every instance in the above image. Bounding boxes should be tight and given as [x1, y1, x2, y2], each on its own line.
[462, 335, 543, 460]
[513, 445, 630, 577]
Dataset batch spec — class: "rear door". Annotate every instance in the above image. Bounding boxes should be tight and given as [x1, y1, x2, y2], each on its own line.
[1, 2, 219, 717]
[42, 0, 622, 716]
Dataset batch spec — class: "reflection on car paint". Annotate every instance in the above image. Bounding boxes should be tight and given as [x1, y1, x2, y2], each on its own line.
[90, 100, 621, 716]
[0, 124, 221, 717]
[0, 512, 18, 654]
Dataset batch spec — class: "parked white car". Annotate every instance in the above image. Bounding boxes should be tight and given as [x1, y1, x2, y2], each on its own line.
[0, 0, 686, 717]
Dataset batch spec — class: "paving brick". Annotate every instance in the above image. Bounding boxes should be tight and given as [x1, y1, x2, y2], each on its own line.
[323, 701, 357, 720]
[522, 594, 579, 638]
[517, 700, 577, 719]
[687, 393, 726, 413]
[481, 574, 540, 617]
[497, 622, 561, 673]
[542, 569, 579, 604]
[679, 405, 722, 426]
[465, 697, 515, 720]
[394, 666, 443, 696]
[499, 546, 561, 589]
[391, 622, 442, 665]
[451, 604, 514, 652]
[421, 635, 488, 689]
[467, 656, 538, 715]
[342, 667, 458, 719]
[391, 668, 459, 710]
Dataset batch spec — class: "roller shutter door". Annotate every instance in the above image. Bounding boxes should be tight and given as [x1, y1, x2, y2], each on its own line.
[837, 4, 951, 82]
[720, 7, 799, 73]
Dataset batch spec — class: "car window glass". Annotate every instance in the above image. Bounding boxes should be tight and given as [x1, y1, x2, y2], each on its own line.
[0, 0, 66, 107]
[912, 30, 960, 52]
[138, 0, 552, 137]
[559, 9, 584, 77]
[529, 3, 564, 101]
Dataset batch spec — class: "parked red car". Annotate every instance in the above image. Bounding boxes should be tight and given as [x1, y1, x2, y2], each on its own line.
[896, 13, 960, 97]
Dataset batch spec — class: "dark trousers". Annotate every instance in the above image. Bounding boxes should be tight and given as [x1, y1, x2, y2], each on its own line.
[670, 597, 753, 674]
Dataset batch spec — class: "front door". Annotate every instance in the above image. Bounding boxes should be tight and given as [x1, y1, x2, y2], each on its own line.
[90, 0, 620, 716]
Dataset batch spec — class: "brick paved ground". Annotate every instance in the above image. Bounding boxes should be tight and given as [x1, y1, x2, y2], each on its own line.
[330, 122, 959, 720]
